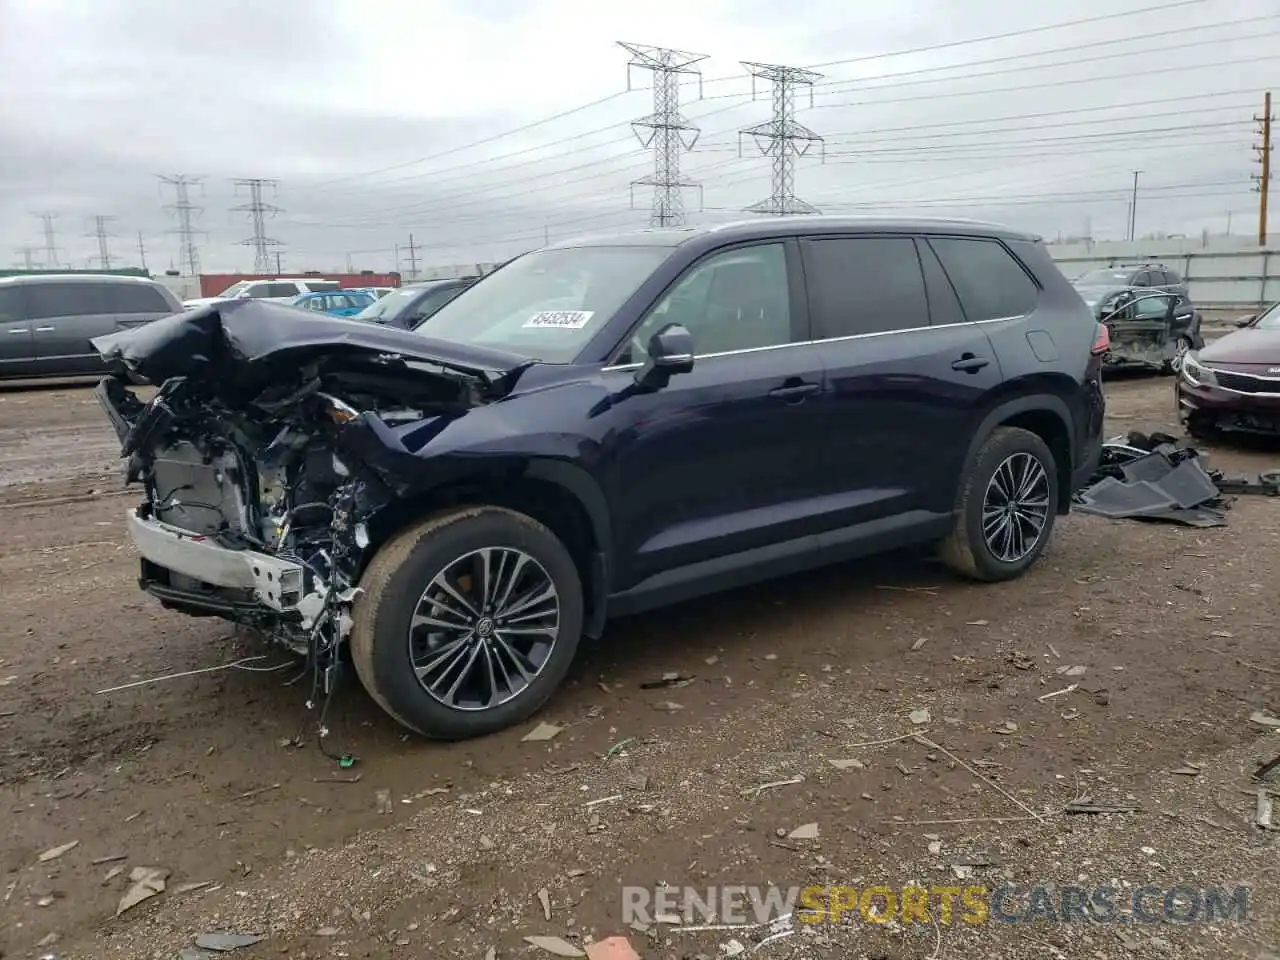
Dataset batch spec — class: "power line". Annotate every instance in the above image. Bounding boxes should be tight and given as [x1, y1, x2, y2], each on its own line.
[231, 179, 285, 274]
[86, 215, 117, 269]
[159, 175, 206, 276]
[137, 231, 148, 273]
[1254, 91, 1274, 245]
[30, 212, 61, 268]
[289, 0, 1216, 194]
[619, 41, 709, 227]
[738, 63, 824, 216]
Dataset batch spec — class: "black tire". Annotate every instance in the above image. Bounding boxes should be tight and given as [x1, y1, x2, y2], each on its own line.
[349, 505, 584, 740]
[939, 426, 1060, 583]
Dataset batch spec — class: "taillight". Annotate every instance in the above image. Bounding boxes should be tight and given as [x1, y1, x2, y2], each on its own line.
[1090, 323, 1110, 356]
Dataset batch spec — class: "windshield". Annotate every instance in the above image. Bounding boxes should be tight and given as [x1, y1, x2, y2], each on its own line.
[1256, 302, 1280, 329]
[355, 285, 421, 322]
[412, 246, 672, 362]
[216, 281, 251, 297]
[1075, 270, 1131, 286]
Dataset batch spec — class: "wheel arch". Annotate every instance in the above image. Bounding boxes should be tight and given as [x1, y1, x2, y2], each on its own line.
[962, 394, 1075, 514]
[361, 458, 613, 638]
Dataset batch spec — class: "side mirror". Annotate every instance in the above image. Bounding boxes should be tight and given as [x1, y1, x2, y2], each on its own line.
[634, 323, 695, 389]
[1235, 314, 1257, 328]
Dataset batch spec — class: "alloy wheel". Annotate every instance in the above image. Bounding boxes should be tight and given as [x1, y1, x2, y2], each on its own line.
[408, 547, 560, 711]
[981, 452, 1051, 564]
[1170, 338, 1190, 372]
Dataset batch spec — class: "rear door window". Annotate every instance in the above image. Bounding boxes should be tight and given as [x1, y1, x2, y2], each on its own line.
[926, 237, 1038, 322]
[266, 282, 300, 298]
[801, 236, 929, 337]
[106, 283, 173, 314]
[25, 282, 108, 319]
[0, 286, 23, 323]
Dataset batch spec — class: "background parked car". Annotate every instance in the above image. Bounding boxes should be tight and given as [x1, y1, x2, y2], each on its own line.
[182, 277, 341, 310]
[1177, 299, 1280, 439]
[1072, 262, 1190, 306]
[0, 274, 182, 380]
[350, 286, 395, 300]
[352, 277, 477, 329]
[290, 290, 376, 317]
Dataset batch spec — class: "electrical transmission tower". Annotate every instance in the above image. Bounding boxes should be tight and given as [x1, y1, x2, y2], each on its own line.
[31, 212, 62, 268]
[158, 175, 206, 276]
[738, 62, 825, 216]
[231, 179, 284, 274]
[618, 42, 708, 227]
[1253, 90, 1274, 245]
[86, 215, 117, 269]
[14, 246, 38, 270]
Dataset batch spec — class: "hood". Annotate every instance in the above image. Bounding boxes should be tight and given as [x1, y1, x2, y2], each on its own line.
[182, 296, 227, 308]
[91, 297, 533, 392]
[1198, 326, 1280, 365]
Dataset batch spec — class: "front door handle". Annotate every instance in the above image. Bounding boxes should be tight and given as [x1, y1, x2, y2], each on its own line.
[769, 381, 821, 401]
[7, 328, 29, 334]
[951, 354, 990, 373]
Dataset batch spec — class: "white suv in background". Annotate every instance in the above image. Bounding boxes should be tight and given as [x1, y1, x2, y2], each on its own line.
[182, 278, 341, 310]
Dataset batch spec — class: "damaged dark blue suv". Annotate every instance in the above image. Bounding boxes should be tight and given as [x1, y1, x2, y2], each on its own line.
[93, 217, 1106, 740]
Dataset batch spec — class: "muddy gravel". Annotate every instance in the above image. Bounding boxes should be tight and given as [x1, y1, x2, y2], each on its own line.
[1, 368, 1278, 959]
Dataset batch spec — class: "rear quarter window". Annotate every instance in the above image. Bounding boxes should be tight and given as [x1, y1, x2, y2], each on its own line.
[927, 237, 1038, 322]
[106, 284, 174, 314]
[0, 286, 22, 322]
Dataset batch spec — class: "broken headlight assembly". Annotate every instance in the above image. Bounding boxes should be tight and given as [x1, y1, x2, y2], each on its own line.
[1181, 352, 1218, 388]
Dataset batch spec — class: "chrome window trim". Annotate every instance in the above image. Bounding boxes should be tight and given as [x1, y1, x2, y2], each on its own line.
[599, 314, 1020, 373]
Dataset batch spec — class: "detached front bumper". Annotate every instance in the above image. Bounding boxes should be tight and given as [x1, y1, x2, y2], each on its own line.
[126, 506, 305, 612]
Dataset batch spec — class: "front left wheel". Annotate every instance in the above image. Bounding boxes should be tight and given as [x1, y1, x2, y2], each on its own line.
[349, 505, 584, 740]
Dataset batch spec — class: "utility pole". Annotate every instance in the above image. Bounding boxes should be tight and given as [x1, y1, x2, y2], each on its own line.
[1127, 171, 1142, 242]
[137, 232, 148, 273]
[405, 233, 420, 280]
[618, 41, 708, 227]
[158, 175, 206, 276]
[230, 178, 284, 274]
[275, 251, 283, 275]
[1254, 91, 1273, 246]
[86, 215, 117, 269]
[738, 62, 824, 216]
[31, 212, 61, 268]
[13, 246, 38, 270]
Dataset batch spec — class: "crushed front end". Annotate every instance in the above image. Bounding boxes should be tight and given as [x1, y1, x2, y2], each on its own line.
[92, 301, 526, 691]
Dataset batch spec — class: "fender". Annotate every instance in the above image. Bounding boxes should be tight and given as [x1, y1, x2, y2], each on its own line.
[523, 458, 613, 638]
[960, 394, 1074, 510]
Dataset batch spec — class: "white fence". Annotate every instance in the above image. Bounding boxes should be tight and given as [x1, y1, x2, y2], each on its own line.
[1046, 239, 1280, 309]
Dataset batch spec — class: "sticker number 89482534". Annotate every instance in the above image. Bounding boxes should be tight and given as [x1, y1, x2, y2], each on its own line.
[523, 310, 594, 329]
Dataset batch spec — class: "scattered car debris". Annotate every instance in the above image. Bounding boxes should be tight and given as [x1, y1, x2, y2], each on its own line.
[743, 776, 804, 798]
[115, 866, 169, 916]
[640, 672, 695, 689]
[1255, 790, 1275, 830]
[910, 637, 928, 651]
[721, 938, 747, 957]
[1253, 756, 1280, 782]
[194, 932, 265, 952]
[1038, 685, 1078, 702]
[909, 708, 931, 725]
[537, 887, 552, 920]
[787, 822, 820, 840]
[653, 701, 685, 713]
[827, 758, 865, 771]
[1074, 433, 1228, 526]
[1250, 711, 1280, 729]
[524, 934, 585, 957]
[37, 841, 79, 862]
[522, 722, 564, 742]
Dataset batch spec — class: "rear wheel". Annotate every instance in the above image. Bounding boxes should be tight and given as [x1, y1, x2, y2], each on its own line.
[349, 506, 584, 740]
[939, 427, 1059, 582]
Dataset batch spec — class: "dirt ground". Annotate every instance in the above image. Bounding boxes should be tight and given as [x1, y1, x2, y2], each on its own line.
[1, 365, 1278, 960]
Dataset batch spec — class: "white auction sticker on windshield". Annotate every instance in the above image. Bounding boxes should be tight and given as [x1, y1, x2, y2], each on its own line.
[524, 310, 594, 329]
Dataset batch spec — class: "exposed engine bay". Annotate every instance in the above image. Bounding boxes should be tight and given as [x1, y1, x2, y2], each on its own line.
[91, 300, 532, 726]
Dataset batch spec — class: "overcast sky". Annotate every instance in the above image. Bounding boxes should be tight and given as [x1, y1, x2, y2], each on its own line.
[0, 0, 1273, 274]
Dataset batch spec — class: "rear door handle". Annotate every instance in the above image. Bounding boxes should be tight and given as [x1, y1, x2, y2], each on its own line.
[769, 381, 821, 401]
[34, 325, 55, 332]
[951, 354, 990, 373]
